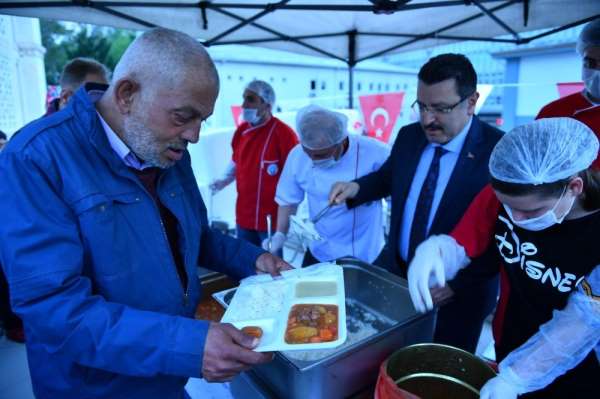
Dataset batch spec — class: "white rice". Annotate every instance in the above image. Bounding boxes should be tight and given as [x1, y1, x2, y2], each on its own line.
[223, 280, 288, 322]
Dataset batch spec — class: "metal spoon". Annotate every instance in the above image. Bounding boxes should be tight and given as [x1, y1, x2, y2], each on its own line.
[311, 203, 333, 224]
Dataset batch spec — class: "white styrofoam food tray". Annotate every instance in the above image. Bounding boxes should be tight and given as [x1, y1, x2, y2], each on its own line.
[221, 263, 347, 352]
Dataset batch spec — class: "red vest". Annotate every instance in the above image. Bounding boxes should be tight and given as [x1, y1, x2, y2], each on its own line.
[232, 116, 298, 231]
[537, 92, 600, 169]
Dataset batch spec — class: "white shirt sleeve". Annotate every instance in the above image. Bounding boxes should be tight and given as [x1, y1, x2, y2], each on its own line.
[275, 145, 305, 206]
[496, 265, 600, 394]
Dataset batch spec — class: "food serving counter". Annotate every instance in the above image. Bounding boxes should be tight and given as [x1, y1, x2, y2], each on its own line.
[213, 258, 436, 399]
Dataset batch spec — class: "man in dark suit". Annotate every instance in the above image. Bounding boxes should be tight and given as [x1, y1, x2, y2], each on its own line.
[329, 54, 502, 353]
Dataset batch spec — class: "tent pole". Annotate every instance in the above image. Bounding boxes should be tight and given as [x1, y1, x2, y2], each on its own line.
[348, 65, 354, 109]
[348, 30, 357, 109]
[358, 0, 519, 62]
[205, 0, 290, 46]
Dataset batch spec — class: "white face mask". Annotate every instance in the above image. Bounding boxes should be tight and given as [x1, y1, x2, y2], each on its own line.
[503, 187, 575, 231]
[242, 108, 261, 125]
[582, 66, 600, 100]
[312, 157, 338, 169]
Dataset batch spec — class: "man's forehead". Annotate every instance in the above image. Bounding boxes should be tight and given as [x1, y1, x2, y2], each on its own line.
[417, 79, 460, 103]
[158, 85, 216, 117]
[418, 78, 457, 91]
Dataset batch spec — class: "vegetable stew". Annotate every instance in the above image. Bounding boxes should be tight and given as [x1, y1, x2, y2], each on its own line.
[285, 304, 338, 344]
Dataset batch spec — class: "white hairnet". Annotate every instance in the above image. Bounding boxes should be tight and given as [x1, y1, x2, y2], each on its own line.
[576, 19, 600, 55]
[295, 105, 348, 150]
[245, 80, 275, 106]
[489, 118, 599, 185]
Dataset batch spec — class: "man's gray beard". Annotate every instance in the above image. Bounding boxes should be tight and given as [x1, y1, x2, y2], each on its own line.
[122, 115, 173, 169]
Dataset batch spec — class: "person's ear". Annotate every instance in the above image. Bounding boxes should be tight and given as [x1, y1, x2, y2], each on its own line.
[113, 79, 140, 115]
[262, 101, 272, 115]
[59, 89, 73, 109]
[466, 91, 479, 115]
[568, 176, 584, 196]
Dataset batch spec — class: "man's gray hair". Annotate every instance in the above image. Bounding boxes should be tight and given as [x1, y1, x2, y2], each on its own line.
[112, 28, 219, 94]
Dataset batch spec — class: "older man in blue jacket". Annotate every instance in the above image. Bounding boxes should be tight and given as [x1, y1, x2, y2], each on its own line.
[0, 28, 289, 399]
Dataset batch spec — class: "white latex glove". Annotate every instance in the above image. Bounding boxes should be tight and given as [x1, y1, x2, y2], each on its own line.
[480, 375, 519, 399]
[261, 232, 286, 253]
[289, 215, 322, 241]
[407, 235, 469, 313]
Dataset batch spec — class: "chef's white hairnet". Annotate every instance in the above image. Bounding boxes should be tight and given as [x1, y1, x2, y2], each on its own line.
[296, 105, 348, 150]
[489, 118, 599, 185]
[245, 80, 275, 107]
[576, 19, 600, 55]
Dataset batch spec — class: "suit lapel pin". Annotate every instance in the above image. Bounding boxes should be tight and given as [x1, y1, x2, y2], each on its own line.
[467, 152, 475, 159]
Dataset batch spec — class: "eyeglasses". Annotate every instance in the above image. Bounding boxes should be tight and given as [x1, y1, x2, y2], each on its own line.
[411, 92, 474, 115]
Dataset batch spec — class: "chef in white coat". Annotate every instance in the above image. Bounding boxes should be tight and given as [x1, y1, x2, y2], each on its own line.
[263, 105, 390, 266]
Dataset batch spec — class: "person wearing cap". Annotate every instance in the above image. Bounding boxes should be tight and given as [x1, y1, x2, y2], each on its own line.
[210, 80, 298, 247]
[328, 54, 503, 353]
[536, 18, 600, 168]
[262, 105, 390, 266]
[408, 118, 600, 398]
[46, 57, 111, 115]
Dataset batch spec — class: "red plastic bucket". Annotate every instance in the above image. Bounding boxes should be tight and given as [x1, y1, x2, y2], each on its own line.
[375, 343, 496, 399]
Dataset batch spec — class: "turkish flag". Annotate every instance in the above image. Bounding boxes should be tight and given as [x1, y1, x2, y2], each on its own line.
[359, 92, 404, 143]
[231, 105, 244, 127]
[557, 82, 584, 98]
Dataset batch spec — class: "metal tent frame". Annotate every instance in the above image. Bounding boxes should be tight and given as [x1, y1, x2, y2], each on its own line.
[1, 0, 598, 107]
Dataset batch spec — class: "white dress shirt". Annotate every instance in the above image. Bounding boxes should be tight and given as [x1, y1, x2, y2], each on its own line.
[399, 117, 472, 262]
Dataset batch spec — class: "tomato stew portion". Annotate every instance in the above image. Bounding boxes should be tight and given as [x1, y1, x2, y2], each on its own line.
[285, 304, 338, 344]
[241, 326, 263, 339]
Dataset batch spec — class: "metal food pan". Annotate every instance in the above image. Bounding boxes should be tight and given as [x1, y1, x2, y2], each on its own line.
[216, 259, 436, 399]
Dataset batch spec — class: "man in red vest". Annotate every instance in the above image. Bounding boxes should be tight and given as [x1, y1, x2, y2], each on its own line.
[536, 19, 600, 169]
[211, 80, 298, 247]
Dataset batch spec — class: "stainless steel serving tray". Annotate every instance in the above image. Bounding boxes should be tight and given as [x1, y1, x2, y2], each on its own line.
[215, 258, 436, 399]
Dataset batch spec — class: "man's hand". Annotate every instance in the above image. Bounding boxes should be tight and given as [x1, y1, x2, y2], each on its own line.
[202, 323, 273, 382]
[209, 179, 228, 194]
[255, 252, 293, 276]
[430, 285, 455, 306]
[328, 181, 359, 205]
